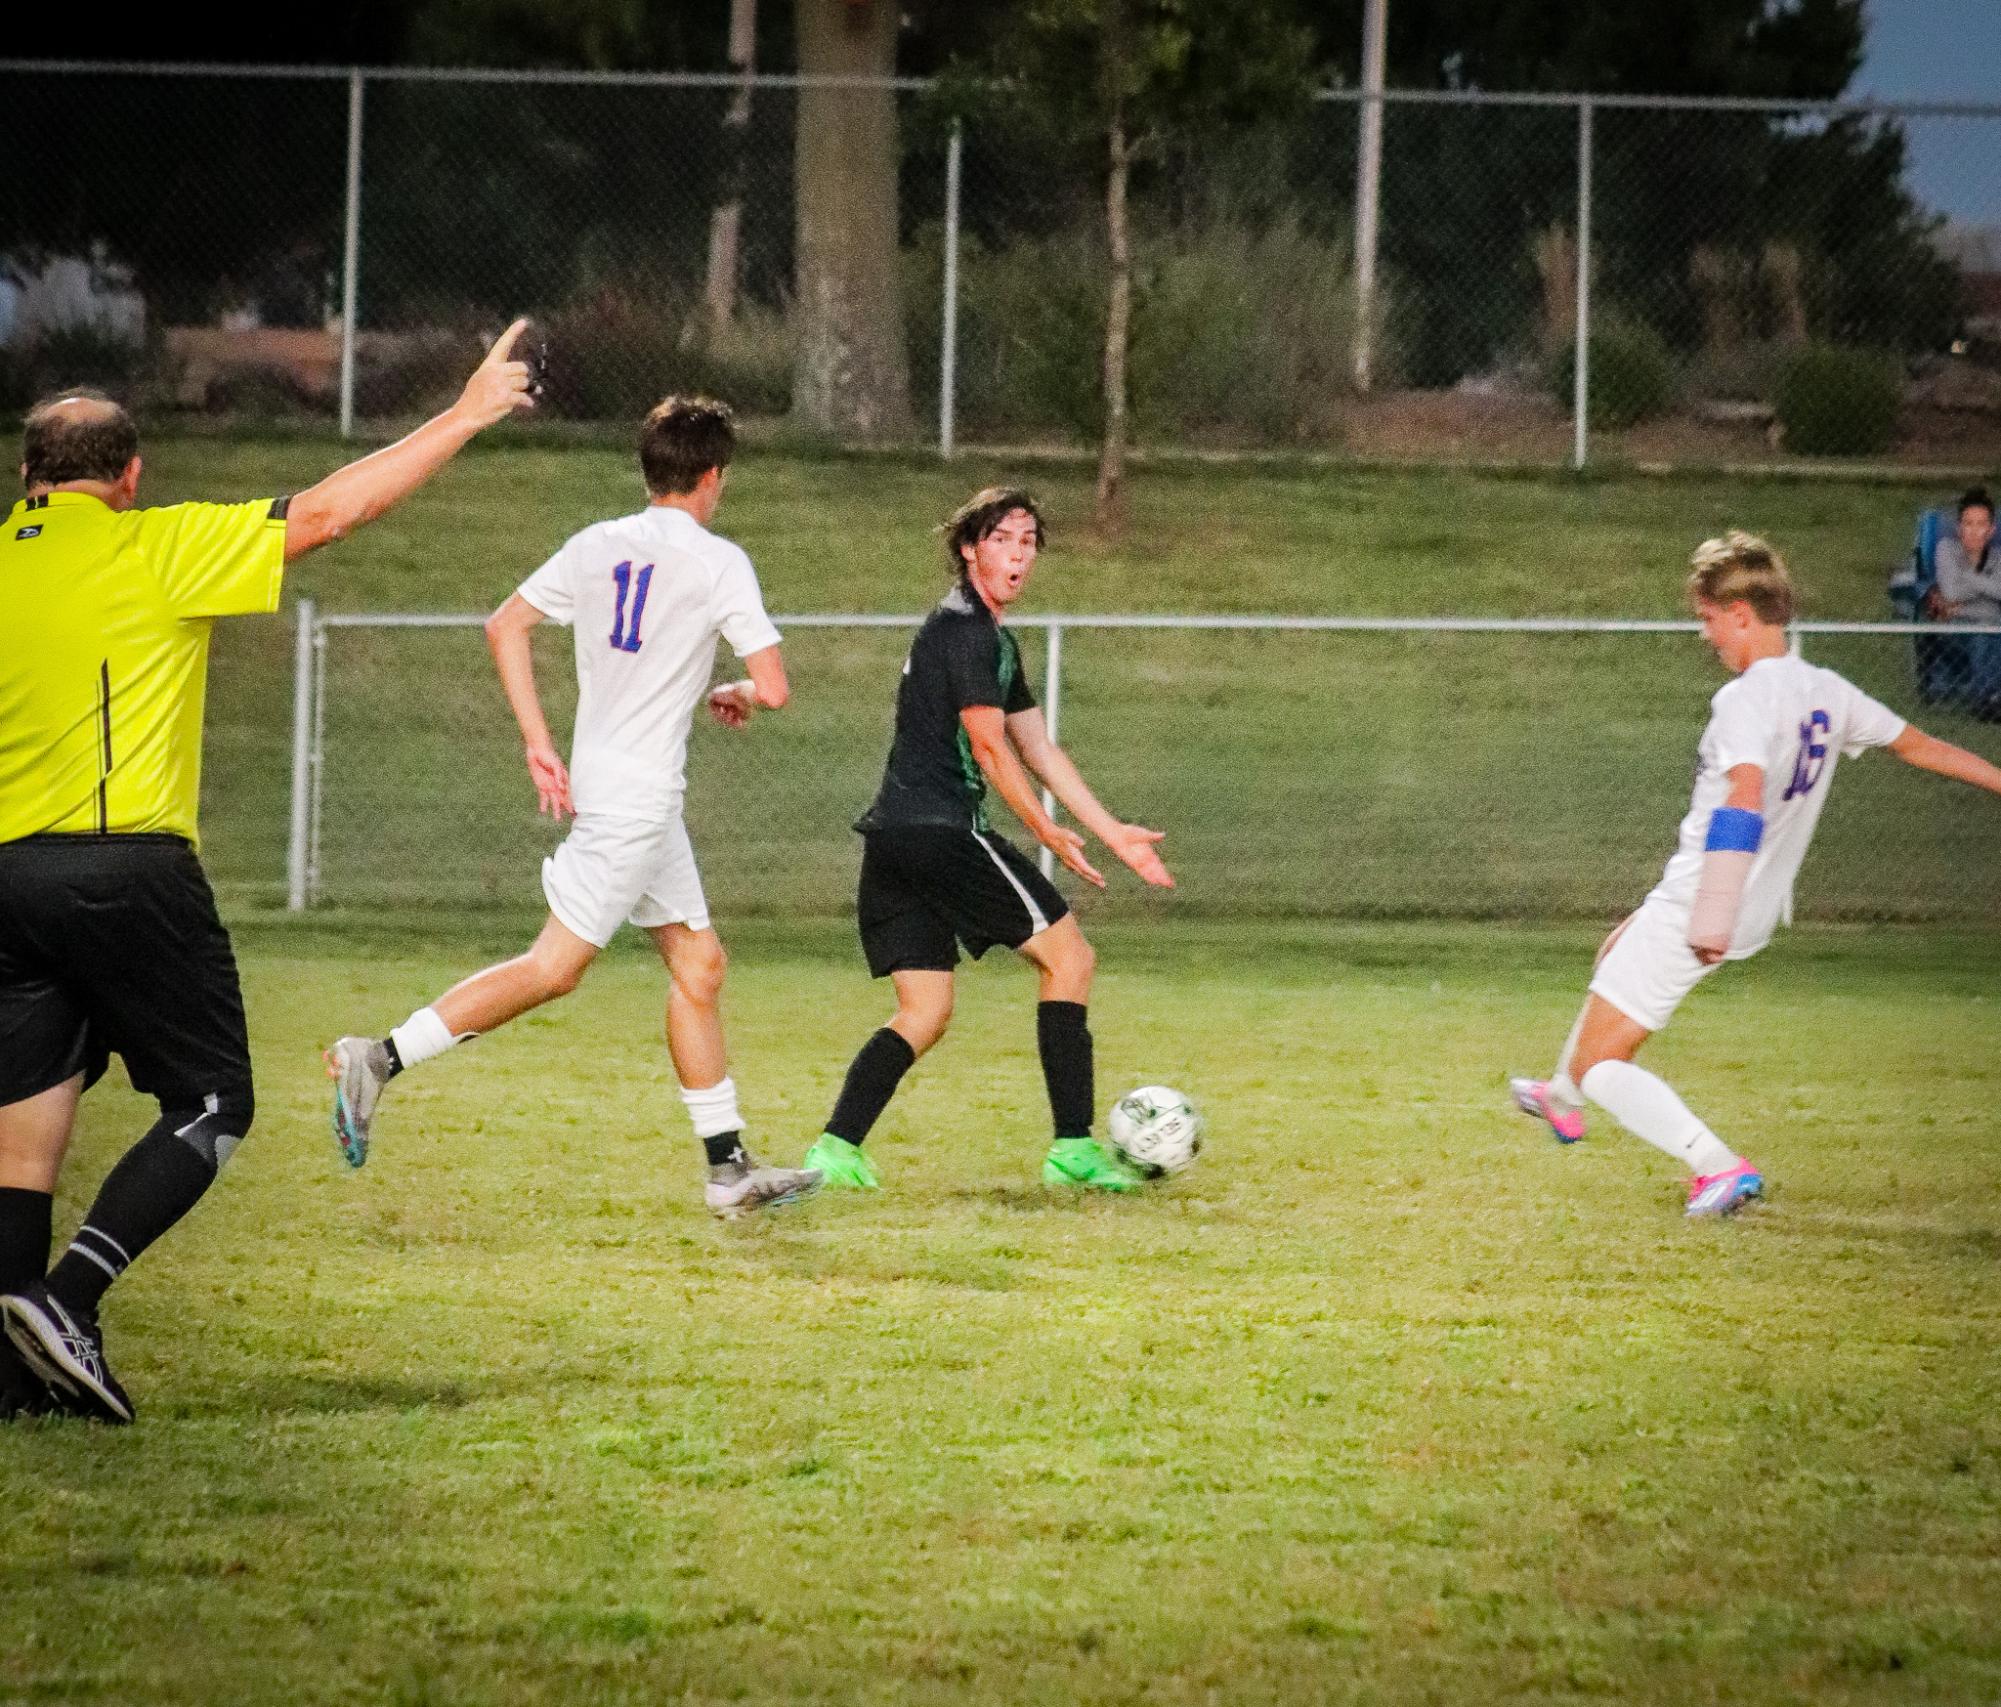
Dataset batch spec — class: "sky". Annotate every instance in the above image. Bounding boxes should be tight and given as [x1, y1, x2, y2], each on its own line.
[1854, 0, 2001, 225]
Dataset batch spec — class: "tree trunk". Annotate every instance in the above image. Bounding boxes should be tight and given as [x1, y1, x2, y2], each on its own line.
[1094, 109, 1133, 535]
[792, 0, 911, 439]
[702, 0, 758, 337]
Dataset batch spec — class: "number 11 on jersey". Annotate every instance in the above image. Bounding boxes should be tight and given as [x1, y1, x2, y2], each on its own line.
[610, 561, 654, 653]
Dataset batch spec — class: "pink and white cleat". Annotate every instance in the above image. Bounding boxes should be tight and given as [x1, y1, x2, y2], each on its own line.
[1685, 1161, 1764, 1218]
[1509, 1077, 1586, 1144]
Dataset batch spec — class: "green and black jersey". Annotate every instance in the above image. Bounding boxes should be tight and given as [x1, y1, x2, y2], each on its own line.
[855, 582, 1036, 834]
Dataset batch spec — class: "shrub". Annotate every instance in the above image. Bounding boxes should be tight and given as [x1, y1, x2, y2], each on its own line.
[7, 322, 149, 405]
[1772, 343, 1902, 456]
[905, 223, 1105, 440]
[1131, 219, 1357, 444]
[1547, 316, 1676, 428]
[907, 217, 1370, 445]
[542, 285, 793, 423]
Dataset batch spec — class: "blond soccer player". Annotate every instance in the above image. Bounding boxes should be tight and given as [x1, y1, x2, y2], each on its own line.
[1510, 532, 2001, 1216]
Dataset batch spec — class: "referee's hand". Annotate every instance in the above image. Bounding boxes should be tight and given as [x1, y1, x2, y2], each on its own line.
[457, 318, 538, 427]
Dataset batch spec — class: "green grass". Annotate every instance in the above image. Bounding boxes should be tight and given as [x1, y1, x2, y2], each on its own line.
[5, 918, 1999, 1705]
[123, 436, 2001, 921]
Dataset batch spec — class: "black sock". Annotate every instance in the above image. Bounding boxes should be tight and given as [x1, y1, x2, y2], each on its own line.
[47, 1120, 220, 1319]
[0, 1186, 53, 1295]
[704, 1131, 747, 1169]
[825, 1028, 917, 1145]
[1037, 1001, 1094, 1140]
[381, 1036, 405, 1079]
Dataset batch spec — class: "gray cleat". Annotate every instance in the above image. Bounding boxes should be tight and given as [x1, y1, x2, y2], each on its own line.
[705, 1156, 824, 1220]
[325, 1036, 392, 1169]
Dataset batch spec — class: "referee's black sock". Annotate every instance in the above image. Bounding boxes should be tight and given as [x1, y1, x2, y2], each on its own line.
[825, 1029, 917, 1145]
[1037, 1001, 1094, 1140]
[0, 1186, 53, 1295]
[47, 1115, 230, 1319]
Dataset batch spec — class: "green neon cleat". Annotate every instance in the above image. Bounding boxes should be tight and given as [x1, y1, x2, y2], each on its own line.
[1041, 1137, 1143, 1191]
[803, 1133, 880, 1190]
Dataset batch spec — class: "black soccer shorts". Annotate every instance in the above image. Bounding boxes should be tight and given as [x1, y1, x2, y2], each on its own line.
[0, 835, 252, 1109]
[856, 824, 1071, 977]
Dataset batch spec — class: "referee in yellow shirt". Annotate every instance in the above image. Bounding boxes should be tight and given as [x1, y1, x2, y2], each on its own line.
[0, 322, 535, 1422]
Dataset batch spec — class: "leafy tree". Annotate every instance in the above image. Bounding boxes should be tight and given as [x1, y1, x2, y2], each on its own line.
[959, 1, 1318, 528]
[1297, 0, 1957, 379]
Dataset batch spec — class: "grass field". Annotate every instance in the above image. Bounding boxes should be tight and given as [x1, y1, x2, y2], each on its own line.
[10, 441, 2000, 1702]
[5, 917, 1999, 1705]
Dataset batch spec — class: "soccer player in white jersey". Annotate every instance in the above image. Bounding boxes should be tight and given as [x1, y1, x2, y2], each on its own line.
[323, 398, 821, 1219]
[1510, 532, 2001, 1216]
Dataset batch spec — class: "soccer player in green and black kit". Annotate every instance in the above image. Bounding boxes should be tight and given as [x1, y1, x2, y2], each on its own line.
[802, 488, 1174, 1192]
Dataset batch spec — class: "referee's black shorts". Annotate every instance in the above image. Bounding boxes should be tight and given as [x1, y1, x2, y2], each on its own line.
[0, 835, 252, 1110]
[856, 824, 1071, 977]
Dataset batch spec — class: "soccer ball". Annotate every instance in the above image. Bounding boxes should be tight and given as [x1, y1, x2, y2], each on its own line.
[1108, 1085, 1203, 1177]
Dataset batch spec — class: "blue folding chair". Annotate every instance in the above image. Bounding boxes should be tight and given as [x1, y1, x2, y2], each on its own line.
[1889, 506, 1972, 704]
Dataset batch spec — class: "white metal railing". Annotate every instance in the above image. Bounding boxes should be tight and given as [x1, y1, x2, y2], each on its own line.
[285, 605, 2001, 910]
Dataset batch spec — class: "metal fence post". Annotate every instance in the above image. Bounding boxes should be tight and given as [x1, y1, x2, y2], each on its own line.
[338, 67, 365, 440]
[308, 621, 330, 906]
[940, 118, 963, 460]
[1572, 96, 1593, 472]
[1350, 0, 1387, 393]
[286, 598, 317, 911]
[1038, 620, 1064, 879]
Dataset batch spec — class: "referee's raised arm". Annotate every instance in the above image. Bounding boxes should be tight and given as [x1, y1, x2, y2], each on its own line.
[0, 321, 534, 1426]
[284, 318, 535, 558]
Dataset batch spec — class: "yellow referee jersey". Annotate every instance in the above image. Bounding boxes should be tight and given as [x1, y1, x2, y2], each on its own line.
[1, 491, 287, 848]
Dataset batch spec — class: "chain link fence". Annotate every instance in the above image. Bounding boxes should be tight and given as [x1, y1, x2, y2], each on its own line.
[4, 62, 1999, 468]
[268, 611, 2001, 926]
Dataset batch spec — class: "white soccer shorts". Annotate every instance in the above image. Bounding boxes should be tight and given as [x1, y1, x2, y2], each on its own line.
[541, 813, 710, 947]
[1587, 895, 1722, 1033]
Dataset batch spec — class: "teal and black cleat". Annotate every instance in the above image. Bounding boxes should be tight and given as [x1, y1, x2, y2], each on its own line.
[324, 1036, 392, 1169]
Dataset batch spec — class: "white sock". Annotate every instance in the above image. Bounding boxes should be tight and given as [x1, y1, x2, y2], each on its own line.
[389, 1006, 461, 1072]
[1547, 1003, 1589, 1113]
[1580, 1059, 1739, 1176]
[680, 1076, 743, 1141]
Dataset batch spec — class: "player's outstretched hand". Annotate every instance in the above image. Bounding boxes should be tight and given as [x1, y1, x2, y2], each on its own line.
[1043, 824, 1106, 888]
[1109, 824, 1174, 889]
[707, 682, 756, 729]
[457, 317, 538, 428]
[526, 742, 572, 820]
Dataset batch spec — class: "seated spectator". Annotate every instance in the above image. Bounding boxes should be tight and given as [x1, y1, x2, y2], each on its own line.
[1932, 487, 2001, 717]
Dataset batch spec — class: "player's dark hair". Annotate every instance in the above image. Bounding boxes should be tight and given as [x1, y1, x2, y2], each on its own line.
[942, 487, 1044, 580]
[21, 389, 139, 489]
[1957, 486, 1994, 520]
[639, 396, 736, 497]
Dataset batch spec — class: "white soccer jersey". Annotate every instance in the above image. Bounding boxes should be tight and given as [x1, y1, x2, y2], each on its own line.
[517, 505, 781, 820]
[1647, 654, 1905, 956]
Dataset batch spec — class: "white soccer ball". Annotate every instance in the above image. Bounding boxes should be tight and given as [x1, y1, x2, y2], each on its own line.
[1107, 1085, 1203, 1177]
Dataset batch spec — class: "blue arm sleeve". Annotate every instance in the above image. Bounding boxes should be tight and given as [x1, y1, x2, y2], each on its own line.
[1704, 806, 1764, 853]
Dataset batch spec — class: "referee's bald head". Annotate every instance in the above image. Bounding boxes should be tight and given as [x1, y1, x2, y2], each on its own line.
[22, 390, 140, 491]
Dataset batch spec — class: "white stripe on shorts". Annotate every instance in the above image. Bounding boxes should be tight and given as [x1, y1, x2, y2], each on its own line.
[972, 831, 1049, 936]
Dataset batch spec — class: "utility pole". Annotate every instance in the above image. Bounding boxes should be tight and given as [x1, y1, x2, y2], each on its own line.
[1351, 0, 1387, 394]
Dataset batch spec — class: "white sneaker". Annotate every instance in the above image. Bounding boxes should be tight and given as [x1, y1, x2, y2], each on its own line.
[705, 1160, 823, 1220]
